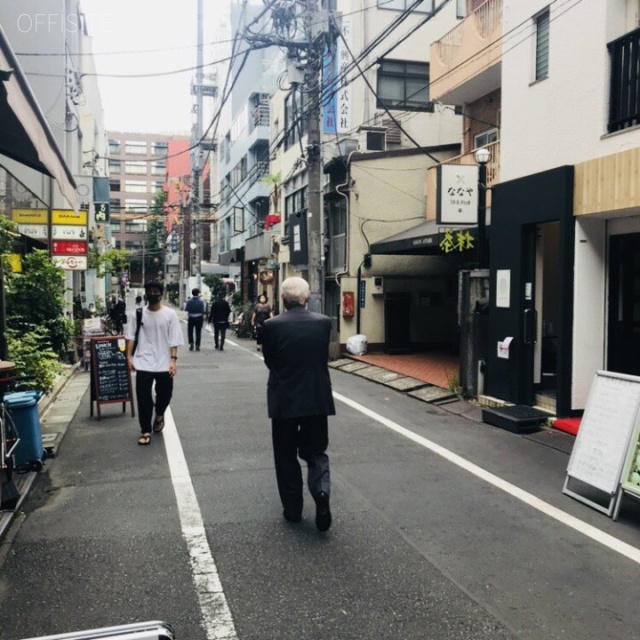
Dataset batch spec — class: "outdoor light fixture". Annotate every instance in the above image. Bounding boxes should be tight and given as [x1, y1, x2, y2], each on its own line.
[474, 147, 491, 269]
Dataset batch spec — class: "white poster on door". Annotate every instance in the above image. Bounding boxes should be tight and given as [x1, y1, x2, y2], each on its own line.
[496, 269, 511, 308]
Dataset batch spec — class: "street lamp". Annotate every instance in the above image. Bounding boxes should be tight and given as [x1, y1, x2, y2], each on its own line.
[189, 242, 197, 277]
[474, 147, 491, 269]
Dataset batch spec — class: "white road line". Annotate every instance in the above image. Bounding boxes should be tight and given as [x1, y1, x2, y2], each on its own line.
[333, 391, 640, 565]
[163, 408, 239, 640]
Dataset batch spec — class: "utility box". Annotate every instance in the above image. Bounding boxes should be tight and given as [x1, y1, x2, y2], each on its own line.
[371, 276, 384, 295]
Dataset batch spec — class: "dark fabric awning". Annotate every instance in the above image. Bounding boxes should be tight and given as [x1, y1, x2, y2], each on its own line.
[370, 220, 478, 256]
[0, 25, 78, 211]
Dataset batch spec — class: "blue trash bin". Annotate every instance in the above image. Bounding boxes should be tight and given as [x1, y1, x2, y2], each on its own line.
[4, 391, 45, 471]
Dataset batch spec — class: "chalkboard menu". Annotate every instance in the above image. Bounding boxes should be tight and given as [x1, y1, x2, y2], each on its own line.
[90, 336, 135, 419]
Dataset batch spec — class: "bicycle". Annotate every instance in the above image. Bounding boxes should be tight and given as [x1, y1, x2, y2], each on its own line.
[0, 366, 21, 509]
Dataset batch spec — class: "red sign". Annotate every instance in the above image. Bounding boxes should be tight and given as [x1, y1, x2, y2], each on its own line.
[51, 240, 87, 256]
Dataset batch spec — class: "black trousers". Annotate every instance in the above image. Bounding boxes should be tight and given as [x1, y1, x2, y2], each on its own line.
[213, 322, 228, 348]
[188, 316, 204, 348]
[135, 370, 173, 434]
[271, 415, 330, 516]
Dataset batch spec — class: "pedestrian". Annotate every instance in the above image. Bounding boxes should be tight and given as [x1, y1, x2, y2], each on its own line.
[185, 287, 206, 351]
[135, 294, 143, 309]
[252, 293, 273, 352]
[262, 277, 335, 531]
[125, 281, 184, 446]
[208, 290, 232, 351]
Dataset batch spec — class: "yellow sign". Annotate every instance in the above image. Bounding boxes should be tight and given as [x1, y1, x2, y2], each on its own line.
[6, 254, 22, 273]
[12, 209, 48, 224]
[52, 209, 88, 225]
[439, 229, 474, 254]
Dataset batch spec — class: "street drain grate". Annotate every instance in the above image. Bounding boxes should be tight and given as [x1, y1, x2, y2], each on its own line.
[522, 429, 575, 455]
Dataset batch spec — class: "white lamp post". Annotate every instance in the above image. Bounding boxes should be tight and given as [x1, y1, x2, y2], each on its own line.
[474, 147, 491, 269]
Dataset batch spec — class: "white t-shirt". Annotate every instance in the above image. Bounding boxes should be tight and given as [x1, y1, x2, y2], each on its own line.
[125, 305, 184, 372]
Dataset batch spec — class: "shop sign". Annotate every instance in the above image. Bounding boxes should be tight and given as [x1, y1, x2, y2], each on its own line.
[18, 224, 48, 238]
[52, 225, 87, 240]
[52, 256, 87, 270]
[12, 209, 48, 224]
[52, 240, 87, 255]
[437, 164, 479, 224]
[439, 228, 474, 254]
[52, 209, 88, 225]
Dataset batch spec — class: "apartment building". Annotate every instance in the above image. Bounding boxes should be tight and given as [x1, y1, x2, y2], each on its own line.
[107, 132, 189, 285]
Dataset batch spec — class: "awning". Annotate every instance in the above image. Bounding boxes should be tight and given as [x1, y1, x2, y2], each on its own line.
[0, 25, 78, 211]
[370, 220, 478, 256]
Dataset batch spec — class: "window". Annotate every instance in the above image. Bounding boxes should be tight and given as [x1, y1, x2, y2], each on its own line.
[125, 221, 147, 233]
[110, 221, 121, 233]
[124, 199, 147, 212]
[474, 128, 499, 148]
[151, 163, 166, 176]
[377, 0, 433, 13]
[534, 9, 550, 81]
[108, 139, 121, 154]
[110, 198, 121, 210]
[125, 161, 146, 175]
[284, 88, 306, 151]
[109, 180, 121, 192]
[108, 159, 121, 173]
[125, 142, 147, 155]
[608, 28, 640, 132]
[328, 198, 346, 273]
[377, 60, 430, 110]
[152, 142, 168, 155]
[125, 181, 148, 193]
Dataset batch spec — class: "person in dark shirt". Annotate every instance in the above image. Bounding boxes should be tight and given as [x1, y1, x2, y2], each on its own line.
[185, 288, 206, 351]
[208, 291, 232, 351]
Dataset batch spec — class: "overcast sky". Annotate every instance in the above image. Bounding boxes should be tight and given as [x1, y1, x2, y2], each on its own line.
[81, 0, 199, 134]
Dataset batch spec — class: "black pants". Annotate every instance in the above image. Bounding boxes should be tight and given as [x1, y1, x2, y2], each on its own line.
[271, 415, 330, 516]
[188, 316, 204, 348]
[213, 322, 228, 349]
[135, 370, 173, 434]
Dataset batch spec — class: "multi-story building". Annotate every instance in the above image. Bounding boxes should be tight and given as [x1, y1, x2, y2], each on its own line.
[0, 1, 107, 308]
[107, 131, 189, 286]
[268, 0, 463, 341]
[427, 0, 640, 419]
[214, 2, 283, 303]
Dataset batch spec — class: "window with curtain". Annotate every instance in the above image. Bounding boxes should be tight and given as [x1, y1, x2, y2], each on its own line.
[535, 9, 550, 81]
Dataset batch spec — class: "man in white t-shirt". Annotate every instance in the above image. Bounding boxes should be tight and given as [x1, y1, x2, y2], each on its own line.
[125, 281, 184, 446]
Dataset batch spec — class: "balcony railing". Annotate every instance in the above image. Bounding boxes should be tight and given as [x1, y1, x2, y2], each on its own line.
[250, 104, 270, 131]
[430, 0, 502, 103]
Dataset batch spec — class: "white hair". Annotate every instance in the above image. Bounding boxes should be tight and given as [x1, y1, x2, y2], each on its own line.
[281, 277, 310, 308]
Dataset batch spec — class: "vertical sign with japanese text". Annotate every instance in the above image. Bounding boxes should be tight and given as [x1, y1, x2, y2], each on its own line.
[437, 164, 479, 225]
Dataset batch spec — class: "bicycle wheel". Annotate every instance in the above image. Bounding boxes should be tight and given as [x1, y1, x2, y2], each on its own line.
[1, 403, 19, 460]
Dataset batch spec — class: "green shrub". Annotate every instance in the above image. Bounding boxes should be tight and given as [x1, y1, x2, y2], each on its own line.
[6, 326, 62, 394]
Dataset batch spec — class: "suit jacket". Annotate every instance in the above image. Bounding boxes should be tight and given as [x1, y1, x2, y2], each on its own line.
[262, 306, 336, 420]
[209, 298, 231, 324]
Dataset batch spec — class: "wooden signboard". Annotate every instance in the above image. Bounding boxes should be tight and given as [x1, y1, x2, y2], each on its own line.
[90, 336, 135, 420]
[563, 371, 640, 516]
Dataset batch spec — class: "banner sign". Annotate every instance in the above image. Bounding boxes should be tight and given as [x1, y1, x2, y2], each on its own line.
[52, 209, 88, 225]
[94, 202, 110, 223]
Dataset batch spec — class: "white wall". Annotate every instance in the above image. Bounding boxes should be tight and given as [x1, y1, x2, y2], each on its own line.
[502, 0, 640, 183]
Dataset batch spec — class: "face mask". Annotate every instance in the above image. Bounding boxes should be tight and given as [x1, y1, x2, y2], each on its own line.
[147, 293, 161, 304]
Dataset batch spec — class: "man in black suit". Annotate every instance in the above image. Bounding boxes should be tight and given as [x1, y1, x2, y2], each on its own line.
[262, 277, 336, 531]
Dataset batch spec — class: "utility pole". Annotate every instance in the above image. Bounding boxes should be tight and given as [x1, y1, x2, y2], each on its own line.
[191, 0, 204, 290]
[303, 0, 324, 313]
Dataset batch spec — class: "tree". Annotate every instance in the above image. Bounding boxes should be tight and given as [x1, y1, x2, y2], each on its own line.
[88, 247, 131, 279]
[145, 190, 167, 281]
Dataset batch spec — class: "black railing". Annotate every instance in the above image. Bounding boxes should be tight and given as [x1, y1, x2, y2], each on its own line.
[608, 27, 640, 133]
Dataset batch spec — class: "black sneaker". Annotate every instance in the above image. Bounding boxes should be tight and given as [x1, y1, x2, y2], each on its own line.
[189, 345, 194, 351]
[214, 345, 219, 350]
[196, 346, 200, 351]
[315, 492, 331, 532]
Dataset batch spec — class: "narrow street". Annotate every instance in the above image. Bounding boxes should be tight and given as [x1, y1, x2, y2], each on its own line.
[2, 319, 640, 640]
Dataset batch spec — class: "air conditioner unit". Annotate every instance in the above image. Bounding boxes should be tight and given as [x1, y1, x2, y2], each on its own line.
[371, 276, 384, 295]
[357, 127, 386, 153]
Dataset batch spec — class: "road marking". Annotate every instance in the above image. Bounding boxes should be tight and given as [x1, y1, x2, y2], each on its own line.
[163, 408, 238, 640]
[333, 391, 640, 565]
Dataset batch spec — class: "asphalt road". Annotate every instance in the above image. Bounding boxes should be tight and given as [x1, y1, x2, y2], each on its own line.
[2, 321, 640, 640]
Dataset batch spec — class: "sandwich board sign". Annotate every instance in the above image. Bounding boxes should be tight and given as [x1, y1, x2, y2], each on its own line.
[563, 371, 640, 517]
